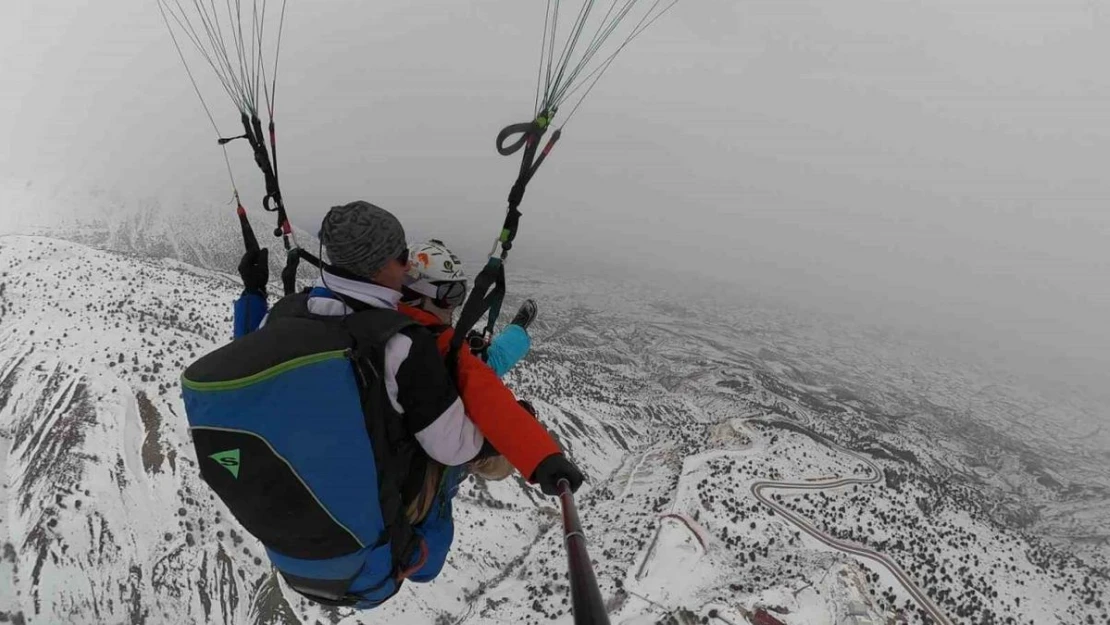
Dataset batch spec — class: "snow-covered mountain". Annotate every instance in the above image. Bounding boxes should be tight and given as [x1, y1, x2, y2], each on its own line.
[1, 194, 1108, 624]
[0, 177, 318, 283]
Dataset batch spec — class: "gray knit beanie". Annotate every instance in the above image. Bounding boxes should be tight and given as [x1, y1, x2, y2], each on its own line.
[318, 201, 407, 279]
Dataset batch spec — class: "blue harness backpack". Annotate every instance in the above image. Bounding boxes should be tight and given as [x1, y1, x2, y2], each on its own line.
[181, 294, 428, 607]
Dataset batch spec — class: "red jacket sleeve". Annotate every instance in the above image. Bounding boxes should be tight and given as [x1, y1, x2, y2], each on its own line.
[436, 331, 561, 480]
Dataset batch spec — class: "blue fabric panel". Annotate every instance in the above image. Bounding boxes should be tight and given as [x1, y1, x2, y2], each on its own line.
[233, 291, 269, 338]
[347, 544, 399, 600]
[265, 546, 368, 580]
[408, 496, 454, 582]
[408, 468, 463, 583]
[485, 324, 531, 378]
[183, 358, 383, 545]
[268, 545, 398, 605]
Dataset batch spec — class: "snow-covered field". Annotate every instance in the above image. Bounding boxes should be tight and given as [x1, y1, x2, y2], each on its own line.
[1, 199, 1108, 624]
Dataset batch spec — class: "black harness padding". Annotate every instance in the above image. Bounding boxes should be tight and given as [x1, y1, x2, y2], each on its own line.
[281, 572, 361, 607]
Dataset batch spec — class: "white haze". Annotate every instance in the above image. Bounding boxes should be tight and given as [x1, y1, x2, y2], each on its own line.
[2, 0, 1109, 408]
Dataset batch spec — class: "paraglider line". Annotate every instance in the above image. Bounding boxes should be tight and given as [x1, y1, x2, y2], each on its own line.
[535, 0, 554, 114]
[558, 0, 624, 96]
[161, 1, 240, 107]
[550, 0, 636, 106]
[157, 0, 242, 193]
[269, 0, 288, 116]
[546, 0, 596, 109]
[559, 0, 679, 124]
[545, 0, 561, 101]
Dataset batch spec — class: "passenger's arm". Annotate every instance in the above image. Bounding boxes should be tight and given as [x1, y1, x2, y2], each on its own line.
[233, 291, 268, 338]
[233, 247, 270, 338]
[447, 340, 561, 481]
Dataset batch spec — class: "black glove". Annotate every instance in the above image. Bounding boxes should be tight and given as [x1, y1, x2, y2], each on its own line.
[238, 247, 269, 295]
[531, 453, 585, 496]
[466, 329, 490, 361]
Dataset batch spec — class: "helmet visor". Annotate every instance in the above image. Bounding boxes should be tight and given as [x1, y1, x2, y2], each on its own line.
[433, 280, 468, 308]
[404, 277, 467, 308]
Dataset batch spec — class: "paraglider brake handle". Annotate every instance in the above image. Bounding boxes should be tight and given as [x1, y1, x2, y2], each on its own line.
[263, 193, 280, 213]
[466, 329, 491, 358]
[496, 122, 536, 156]
[496, 115, 552, 156]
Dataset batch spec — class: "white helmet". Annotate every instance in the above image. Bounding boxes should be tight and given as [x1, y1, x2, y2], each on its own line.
[403, 239, 468, 307]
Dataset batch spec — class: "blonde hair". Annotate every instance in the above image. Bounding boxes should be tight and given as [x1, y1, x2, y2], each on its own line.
[404, 456, 515, 525]
[405, 463, 445, 524]
[468, 455, 513, 481]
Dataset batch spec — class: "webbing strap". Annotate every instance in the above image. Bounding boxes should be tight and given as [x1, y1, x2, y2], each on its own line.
[281, 247, 323, 296]
[223, 112, 312, 297]
[448, 256, 505, 375]
[449, 118, 562, 361]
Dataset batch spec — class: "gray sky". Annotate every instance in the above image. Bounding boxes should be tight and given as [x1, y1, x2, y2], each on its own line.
[3, 0, 1110, 401]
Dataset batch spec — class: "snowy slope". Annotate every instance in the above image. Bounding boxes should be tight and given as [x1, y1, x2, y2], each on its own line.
[0, 236, 260, 624]
[0, 235, 679, 624]
[1, 234, 1108, 625]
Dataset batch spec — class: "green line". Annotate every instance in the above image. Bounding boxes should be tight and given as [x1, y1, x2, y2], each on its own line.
[181, 350, 347, 391]
[191, 425, 366, 548]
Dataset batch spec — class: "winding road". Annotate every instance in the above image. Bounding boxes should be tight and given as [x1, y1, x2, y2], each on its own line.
[747, 416, 954, 625]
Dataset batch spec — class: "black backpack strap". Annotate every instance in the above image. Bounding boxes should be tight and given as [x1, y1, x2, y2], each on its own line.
[342, 309, 428, 586]
[345, 308, 418, 346]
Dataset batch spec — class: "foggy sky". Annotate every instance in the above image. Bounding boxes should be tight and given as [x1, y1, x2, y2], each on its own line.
[3, 0, 1109, 402]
